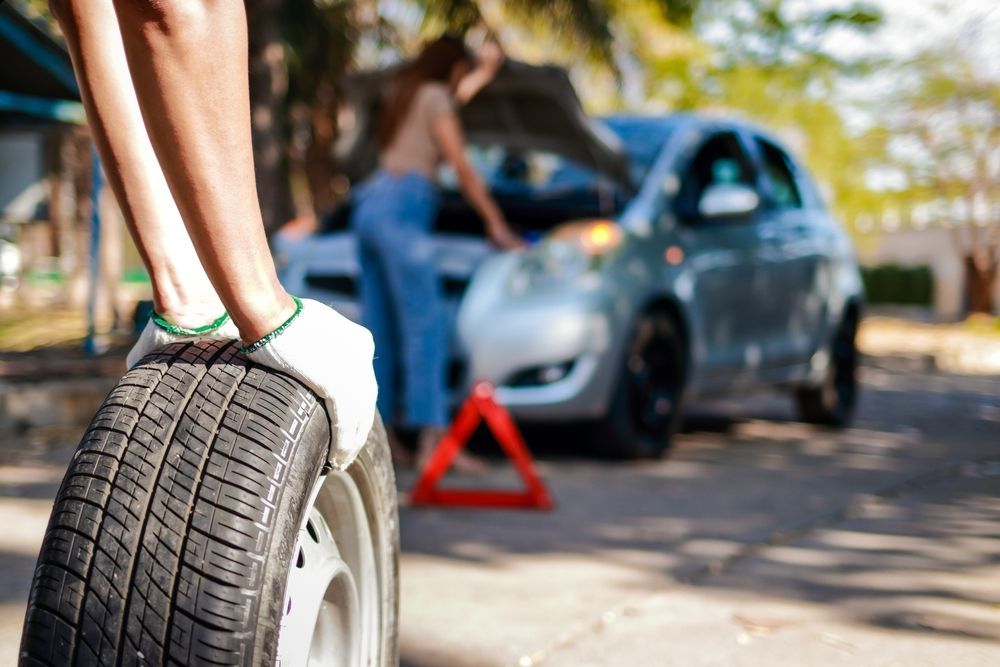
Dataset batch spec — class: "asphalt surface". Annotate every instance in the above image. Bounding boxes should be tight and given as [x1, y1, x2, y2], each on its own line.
[394, 360, 1000, 666]
[0, 358, 997, 666]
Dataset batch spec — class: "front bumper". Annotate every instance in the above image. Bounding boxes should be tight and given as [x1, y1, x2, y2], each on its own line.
[459, 282, 622, 421]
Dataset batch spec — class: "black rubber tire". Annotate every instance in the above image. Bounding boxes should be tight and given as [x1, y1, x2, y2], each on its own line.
[795, 308, 859, 427]
[592, 310, 686, 459]
[19, 339, 398, 666]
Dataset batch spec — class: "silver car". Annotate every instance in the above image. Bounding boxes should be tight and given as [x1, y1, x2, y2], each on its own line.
[459, 114, 863, 456]
[278, 65, 862, 458]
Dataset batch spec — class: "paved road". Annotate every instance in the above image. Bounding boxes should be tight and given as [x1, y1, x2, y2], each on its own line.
[395, 361, 1000, 666]
[0, 359, 997, 665]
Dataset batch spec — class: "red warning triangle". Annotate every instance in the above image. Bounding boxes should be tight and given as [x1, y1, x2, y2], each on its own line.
[408, 382, 554, 509]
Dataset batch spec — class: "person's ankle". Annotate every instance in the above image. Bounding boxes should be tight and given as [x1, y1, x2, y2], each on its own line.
[231, 290, 298, 344]
[154, 296, 227, 330]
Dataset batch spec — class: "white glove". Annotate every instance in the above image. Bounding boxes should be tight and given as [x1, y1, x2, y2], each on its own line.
[242, 297, 377, 469]
[128, 312, 239, 369]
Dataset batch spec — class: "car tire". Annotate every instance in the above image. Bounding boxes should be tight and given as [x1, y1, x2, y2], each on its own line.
[20, 340, 398, 666]
[593, 309, 686, 458]
[795, 308, 859, 427]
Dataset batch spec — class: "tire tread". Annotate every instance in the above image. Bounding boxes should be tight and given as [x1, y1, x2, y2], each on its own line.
[19, 341, 328, 666]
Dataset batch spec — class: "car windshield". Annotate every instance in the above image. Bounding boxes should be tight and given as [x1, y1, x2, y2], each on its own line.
[438, 146, 615, 195]
[600, 116, 676, 184]
[438, 117, 673, 196]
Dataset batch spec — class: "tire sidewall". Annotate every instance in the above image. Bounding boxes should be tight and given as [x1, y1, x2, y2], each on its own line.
[254, 395, 331, 663]
[263, 410, 399, 666]
[603, 311, 686, 458]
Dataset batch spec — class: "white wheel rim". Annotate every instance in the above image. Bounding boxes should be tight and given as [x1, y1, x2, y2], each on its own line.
[276, 470, 380, 666]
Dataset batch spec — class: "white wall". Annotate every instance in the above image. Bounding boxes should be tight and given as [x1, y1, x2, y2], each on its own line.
[857, 227, 1000, 320]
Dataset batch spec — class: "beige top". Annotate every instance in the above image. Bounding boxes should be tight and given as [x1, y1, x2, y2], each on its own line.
[380, 82, 455, 181]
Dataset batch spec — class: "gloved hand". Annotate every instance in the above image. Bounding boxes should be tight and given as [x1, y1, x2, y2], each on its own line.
[242, 297, 377, 469]
[127, 312, 239, 369]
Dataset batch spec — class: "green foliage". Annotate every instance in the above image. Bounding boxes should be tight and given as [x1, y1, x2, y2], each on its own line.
[284, 1, 359, 103]
[701, 0, 882, 73]
[416, 0, 699, 65]
[10, 0, 56, 26]
[861, 265, 934, 306]
[881, 43, 999, 211]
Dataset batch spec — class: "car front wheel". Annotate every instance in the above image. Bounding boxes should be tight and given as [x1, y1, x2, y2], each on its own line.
[593, 310, 686, 458]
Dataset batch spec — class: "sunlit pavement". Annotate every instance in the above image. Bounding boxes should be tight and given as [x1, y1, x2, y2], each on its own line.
[395, 361, 1000, 667]
[0, 361, 997, 665]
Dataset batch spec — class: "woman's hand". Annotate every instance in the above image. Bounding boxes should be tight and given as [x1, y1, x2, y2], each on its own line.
[475, 38, 505, 76]
[454, 37, 506, 105]
[486, 217, 525, 250]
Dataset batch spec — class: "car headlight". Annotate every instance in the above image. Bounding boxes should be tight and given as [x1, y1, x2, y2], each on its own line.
[508, 220, 623, 294]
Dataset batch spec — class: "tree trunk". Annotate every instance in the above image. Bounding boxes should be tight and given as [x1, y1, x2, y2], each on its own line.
[51, 128, 78, 282]
[96, 185, 125, 333]
[69, 130, 93, 309]
[964, 250, 998, 314]
[246, 0, 294, 235]
[304, 80, 342, 216]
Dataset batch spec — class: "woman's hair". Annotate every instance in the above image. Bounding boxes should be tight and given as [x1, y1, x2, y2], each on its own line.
[377, 35, 472, 149]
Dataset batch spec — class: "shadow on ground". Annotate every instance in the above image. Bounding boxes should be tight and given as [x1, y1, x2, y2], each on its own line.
[397, 362, 1000, 657]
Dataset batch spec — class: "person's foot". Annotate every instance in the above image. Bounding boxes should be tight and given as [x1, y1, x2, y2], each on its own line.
[417, 426, 489, 475]
[386, 427, 415, 468]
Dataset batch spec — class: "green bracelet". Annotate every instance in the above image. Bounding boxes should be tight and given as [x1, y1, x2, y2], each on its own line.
[239, 296, 304, 354]
[152, 311, 230, 336]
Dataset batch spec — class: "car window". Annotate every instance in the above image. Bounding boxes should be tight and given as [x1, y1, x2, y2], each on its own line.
[755, 138, 802, 209]
[675, 131, 757, 222]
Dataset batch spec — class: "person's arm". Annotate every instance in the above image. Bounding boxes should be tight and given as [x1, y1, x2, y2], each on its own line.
[453, 39, 505, 106]
[58, 0, 376, 462]
[109, 0, 293, 343]
[432, 111, 523, 250]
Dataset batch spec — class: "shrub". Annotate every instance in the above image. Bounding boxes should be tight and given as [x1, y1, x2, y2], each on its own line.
[861, 264, 934, 306]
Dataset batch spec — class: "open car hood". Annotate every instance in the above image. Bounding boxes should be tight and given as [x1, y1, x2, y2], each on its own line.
[335, 60, 633, 190]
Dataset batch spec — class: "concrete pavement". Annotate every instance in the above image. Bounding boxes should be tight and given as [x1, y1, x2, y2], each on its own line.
[395, 363, 1000, 666]
[0, 359, 996, 665]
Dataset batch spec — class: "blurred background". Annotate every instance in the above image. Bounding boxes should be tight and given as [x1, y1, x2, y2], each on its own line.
[0, 1, 998, 665]
[1, 0, 997, 339]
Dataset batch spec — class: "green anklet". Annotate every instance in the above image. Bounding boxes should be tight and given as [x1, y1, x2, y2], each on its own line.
[152, 311, 230, 336]
[239, 296, 304, 354]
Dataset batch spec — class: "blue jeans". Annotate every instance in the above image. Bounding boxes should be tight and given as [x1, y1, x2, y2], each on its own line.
[351, 170, 447, 428]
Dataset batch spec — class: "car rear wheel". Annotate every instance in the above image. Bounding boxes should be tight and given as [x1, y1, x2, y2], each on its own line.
[795, 308, 859, 426]
[593, 310, 686, 458]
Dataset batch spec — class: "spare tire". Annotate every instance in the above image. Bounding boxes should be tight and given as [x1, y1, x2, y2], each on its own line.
[19, 340, 398, 666]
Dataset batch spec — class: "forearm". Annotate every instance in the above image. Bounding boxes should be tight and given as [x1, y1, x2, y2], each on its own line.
[455, 40, 505, 105]
[52, 0, 222, 326]
[457, 168, 504, 228]
[111, 0, 292, 341]
[454, 65, 496, 106]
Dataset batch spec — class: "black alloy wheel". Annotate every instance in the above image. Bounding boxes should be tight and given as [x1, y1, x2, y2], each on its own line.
[595, 310, 686, 458]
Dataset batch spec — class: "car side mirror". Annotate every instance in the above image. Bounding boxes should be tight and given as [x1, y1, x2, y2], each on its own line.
[698, 183, 759, 219]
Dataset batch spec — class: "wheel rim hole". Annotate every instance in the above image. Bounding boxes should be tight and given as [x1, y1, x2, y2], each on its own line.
[306, 519, 319, 543]
[296, 547, 305, 569]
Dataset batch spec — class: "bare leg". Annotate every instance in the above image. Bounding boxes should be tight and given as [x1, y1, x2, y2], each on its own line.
[51, 0, 223, 328]
[109, 0, 294, 342]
